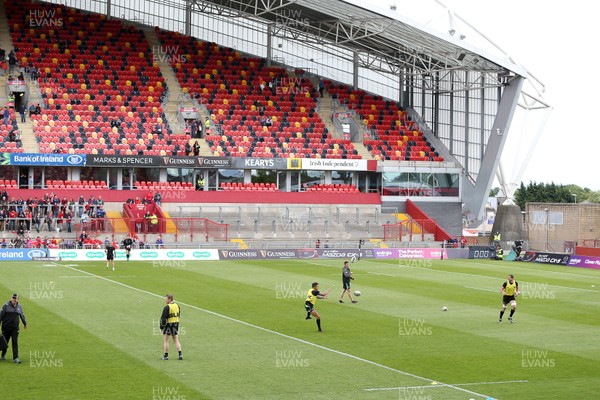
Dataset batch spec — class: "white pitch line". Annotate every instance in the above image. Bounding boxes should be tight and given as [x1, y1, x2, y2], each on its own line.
[368, 272, 397, 277]
[58, 275, 138, 278]
[464, 286, 498, 293]
[365, 379, 528, 391]
[56, 262, 491, 400]
[424, 262, 600, 293]
[458, 259, 600, 279]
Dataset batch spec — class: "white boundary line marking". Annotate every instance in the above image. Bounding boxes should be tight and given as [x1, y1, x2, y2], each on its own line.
[365, 379, 528, 391]
[424, 261, 599, 293]
[56, 263, 491, 399]
[367, 271, 397, 277]
[457, 259, 600, 279]
[464, 286, 497, 293]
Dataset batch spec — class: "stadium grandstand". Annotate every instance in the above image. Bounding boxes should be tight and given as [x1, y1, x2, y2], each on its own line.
[0, 0, 549, 252]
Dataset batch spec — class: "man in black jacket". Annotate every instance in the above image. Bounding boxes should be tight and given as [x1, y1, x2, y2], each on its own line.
[1, 293, 27, 364]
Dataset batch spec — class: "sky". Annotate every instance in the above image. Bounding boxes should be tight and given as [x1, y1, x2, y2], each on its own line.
[368, 0, 600, 191]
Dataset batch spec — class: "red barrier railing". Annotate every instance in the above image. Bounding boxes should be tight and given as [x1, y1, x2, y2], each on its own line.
[382, 218, 438, 241]
[74, 217, 228, 244]
[406, 199, 451, 242]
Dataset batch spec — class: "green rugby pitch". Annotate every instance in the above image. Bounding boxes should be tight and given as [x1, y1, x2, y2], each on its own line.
[1, 258, 599, 399]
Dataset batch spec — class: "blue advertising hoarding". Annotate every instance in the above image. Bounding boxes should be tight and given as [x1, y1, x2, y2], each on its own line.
[4, 153, 86, 166]
[0, 248, 49, 261]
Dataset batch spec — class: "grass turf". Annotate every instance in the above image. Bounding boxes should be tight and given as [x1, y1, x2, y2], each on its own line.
[1, 258, 599, 399]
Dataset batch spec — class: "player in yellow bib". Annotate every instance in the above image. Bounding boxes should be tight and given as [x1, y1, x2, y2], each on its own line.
[304, 282, 330, 332]
[499, 274, 519, 323]
[160, 294, 183, 360]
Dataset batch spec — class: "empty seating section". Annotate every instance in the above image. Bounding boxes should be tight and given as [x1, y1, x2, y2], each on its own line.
[220, 182, 279, 191]
[0, 108, 23, 153]
[134, 181, 193, 190]
[45, 179, 108, 189]
[6, 2, 191, 155]
[305, 184, 359, 193]
[326, 81, 443, 162]
[0, 179, 18, 189]
[155, 29, 360, 159]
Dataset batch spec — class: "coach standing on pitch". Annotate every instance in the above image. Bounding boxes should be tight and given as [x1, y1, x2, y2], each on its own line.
[1, 293, 27, 364]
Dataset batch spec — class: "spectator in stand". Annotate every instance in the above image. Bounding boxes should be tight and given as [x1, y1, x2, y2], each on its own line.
[156, 234, 164, 249]
[28, 103, 37, 117]
[460, 236, 467, 248]
[29, 66, 38, 81]
[153, 192, 162, 206]
[8, 50, 16, 73]
[19, 104, 25, 123]
[8, 208, 17, 231]
[78, 231, 88, 248]
[3, 107, 9, 126]
[185, 141, 192, 156]
[204, 117, 211, 134]
[95, 205, 106, 231]
[135, 215, 142, 233]
[80, 212, 89, 230]
[149, 212, 158, 233]
[196, 175, 205, 191]
[0, 238, 6, 248]
[77, 195, 85, 216]
[154, 123, 163, 135]
[193, 141, 200, 156]
[315, 239, 321, 249]
[145, 191, 154, 204]
[16, 221, 25, 237]
[143, 211, 151, 233]
[190, 120, 197, 138]
[318, 78, 325, 97]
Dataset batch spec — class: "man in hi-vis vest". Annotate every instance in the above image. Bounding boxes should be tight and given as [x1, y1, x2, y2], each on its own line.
[160, 294, 183, 360]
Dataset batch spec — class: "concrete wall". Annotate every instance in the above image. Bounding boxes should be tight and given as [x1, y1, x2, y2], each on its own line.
[525, 203, 600, 252]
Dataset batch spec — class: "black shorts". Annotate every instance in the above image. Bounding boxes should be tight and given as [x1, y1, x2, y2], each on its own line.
[106, 255, 114, 261]
[502, 295, 516, 305]
[342, 280, 351, 289]
[125, 246, 131, 252]
[304, 302, 314, 313]
[162, 323, 179, 336]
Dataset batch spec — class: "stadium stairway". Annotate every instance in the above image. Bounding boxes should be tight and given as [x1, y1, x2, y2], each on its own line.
[230, 238, 248, 249]
[396, 212, 423, 234]
[161, 210, 178, 234]
[143, 26, 184, 134]
[19, 79, 43, 152]
[369, 239, 388, 248]
[17, 117, 37, 152]
[106, 211, 131, 234]
[302, 75, 340, 139]
[306, 74, 373, 159]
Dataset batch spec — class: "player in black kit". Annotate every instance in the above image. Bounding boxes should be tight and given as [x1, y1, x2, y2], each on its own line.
[122, 236, 134, 261]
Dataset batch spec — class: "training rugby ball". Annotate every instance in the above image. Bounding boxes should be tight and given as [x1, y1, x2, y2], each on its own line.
[442, 306, 448, 311]
[354, 290, 361, 297]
